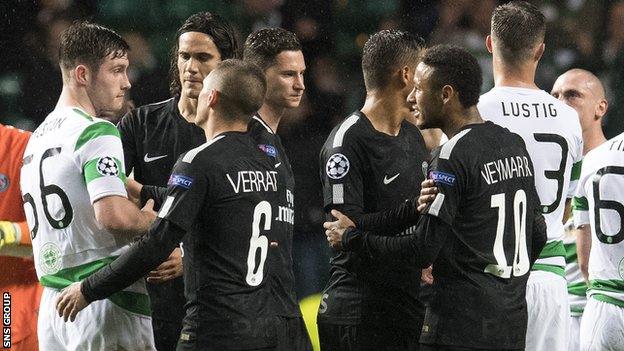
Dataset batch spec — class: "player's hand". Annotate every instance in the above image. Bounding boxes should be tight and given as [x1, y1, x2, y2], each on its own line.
[126, 178, 143, 207]
[421, 266, 434, 284]
[56, 282, 90, 322]
[0, 221, 18, 249]
[323, 210, 355, 249]
[141, 199, 157, 222]
[417, 179, 438, 213]
[147, 247, 183, 284]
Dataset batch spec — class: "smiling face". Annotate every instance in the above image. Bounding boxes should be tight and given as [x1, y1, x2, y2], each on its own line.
[177, 31, 222, 99]
[263, 50, 306, 109]
[407, 62, 444, 130]
[85, 52, 131, 117]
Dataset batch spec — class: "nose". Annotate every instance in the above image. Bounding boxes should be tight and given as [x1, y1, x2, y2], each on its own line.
[294, 73, 305, 91]
[186, 57, 199, 74]
[122, 73, 131, 91]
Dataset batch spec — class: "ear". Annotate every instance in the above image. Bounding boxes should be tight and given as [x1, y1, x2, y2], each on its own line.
[596, 98, 608, 119]
[75, 65, 89, 86]
[486, 35, 494, 54]
[441, 85, 454, 105]
[534, 43, 545, 62]
[400, 66, 411, 88]
[207, 89, 220, 108]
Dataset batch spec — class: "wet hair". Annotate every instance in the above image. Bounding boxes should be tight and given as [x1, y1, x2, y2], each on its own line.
[491, 1, 546, 64]
[361, 29, 424, 91]
[206, 59, 266, 121]
[421, 45, 482, 108]
[243, 28, 301, 71]
[169, 12, 239, 95]
[59, 21, 129, 71]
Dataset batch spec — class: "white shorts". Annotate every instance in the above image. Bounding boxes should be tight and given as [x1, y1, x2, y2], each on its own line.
[569, 315, 581, 351]
[580, 297, 624, 351]
[525, 270, 570, 351]
[38, 287, 156, 351]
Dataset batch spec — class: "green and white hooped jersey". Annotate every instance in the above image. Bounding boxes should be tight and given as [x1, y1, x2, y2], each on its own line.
[573, 132, 624, 307]
[478, 87, 583, 277]
[20, 107, 150, 316]
[563, 226, 587, 316]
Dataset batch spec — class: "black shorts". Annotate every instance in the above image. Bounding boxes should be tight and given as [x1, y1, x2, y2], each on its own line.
[275, 316, 313, 351]
[317, 321, 419, 351]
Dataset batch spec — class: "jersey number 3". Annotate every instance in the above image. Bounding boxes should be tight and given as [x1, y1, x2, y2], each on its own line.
[486, 190, 530, 278]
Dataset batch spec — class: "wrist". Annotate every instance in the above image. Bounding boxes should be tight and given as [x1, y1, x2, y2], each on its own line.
[342, 227, 361, 251]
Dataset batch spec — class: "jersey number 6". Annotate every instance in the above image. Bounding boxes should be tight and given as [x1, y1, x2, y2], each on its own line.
[246, 201, 271, 286]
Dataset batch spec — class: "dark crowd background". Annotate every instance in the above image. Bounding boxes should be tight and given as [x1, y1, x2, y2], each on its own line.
[1, 0, 623, 300]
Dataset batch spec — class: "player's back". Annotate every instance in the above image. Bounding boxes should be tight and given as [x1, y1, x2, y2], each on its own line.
[172, 132, 283, 349]
[574, 133, 624, 304]
[478, 87, 583, 274]
[20, 107, 148, 313]
[422, 121, 541, 349]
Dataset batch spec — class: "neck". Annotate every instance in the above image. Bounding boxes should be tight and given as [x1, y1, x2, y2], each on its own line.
[441, 106, 483, 139]
[201, 114, 248, 140]
[493, 56, 540, 89]
[360, 89, 405, 136]
[178, 94, 198, 123]
[583, 125, 607, 154]
[257, 103, 284, 132]
[56, 85, 97, 116]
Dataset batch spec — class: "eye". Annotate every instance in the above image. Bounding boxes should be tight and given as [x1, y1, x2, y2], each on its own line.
[180, 53, 190, 60]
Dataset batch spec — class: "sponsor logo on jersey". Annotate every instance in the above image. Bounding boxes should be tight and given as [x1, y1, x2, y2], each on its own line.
[144, 153, 168, 162]
[96, 156, 119, 176]
[0, 173, 9, 192]
[39, 242, 62, 275]
[257, 144, 277, 158]
[430, 171, 456, 186]
[326, 153, 349, 179]
[383, 173, 400, 185]
[168, 174, 194, 189]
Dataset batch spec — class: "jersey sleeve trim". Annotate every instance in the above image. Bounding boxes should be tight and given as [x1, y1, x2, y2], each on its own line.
[571, 161, 582, 181]
[427, 193, 445, 216]
[440, 128, 471, 160]
[83, 157, 127, 184]
[75, 121, 120, 152]
[332, 114, 359, 148]
[572, 196, 589, 211]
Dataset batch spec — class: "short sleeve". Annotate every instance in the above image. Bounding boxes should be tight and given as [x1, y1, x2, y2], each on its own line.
[117, 110, 137, 176]
[426, 149, 465, 225]
[156, 154, 208, 231]
[567, 131, 584, 199]
[74, 121, 127, 203]
[572, 171, 589, 227]
[320, 137, 364, 212]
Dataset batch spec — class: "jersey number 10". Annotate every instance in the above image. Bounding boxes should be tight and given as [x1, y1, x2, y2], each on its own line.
[486, 190, 530, 278]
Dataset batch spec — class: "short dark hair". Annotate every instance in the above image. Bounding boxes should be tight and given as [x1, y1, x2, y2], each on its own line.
[243, 28, 301, 71]
[169, 12, 239, 96]
[361, 30, 424, 91]
[208, 59, 266, 121]
[491, 1, 546, 64]
[59, 21, 129, 71]
[421, 45, 482, 108]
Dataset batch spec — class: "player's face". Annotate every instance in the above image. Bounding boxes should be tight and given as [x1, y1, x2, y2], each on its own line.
[551, 73, 597, 132]
[177, 32, 222, 99]
[87, 53, 131, 117]
[408, 62, 443, 129]
[264, 50, 306, 109]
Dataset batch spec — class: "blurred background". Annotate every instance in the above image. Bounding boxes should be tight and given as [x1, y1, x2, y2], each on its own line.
[1, 0, 623, 302]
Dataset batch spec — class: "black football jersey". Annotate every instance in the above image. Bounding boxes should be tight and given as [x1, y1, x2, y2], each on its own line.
[162, 132, 283, 349]
[117, 96, 205, 322]
[420, 121, 542, 349]
[318, 111, 429, 326]
[83, 132, 284, 349]
[247, 114, 300, 318]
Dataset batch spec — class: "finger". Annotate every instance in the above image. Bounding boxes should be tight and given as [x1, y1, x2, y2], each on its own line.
[61, 301, 71, 322]
[56, 296, 68, 317]
[323, 221, 334, 229]
[417, 204, 427, 213]
[70, 306, 79, 322]
[421, 179, 435, 187]
[330, 209, 343, 220]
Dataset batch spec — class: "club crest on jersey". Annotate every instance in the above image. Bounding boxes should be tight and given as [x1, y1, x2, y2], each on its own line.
[0, 173, 9, 192]
[326, 153, 350, 179]
[168, 174, 194, 189]
[257, 144, 277, 158]
[429, 171, 456, 186]
[39, 242, 62, 275]
[96, 157, 119, 176]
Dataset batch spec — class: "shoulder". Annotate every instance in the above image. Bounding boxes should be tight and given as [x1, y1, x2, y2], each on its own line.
[74, 117, 121, 152]
[324, 113, 365, 150]
[120, 98, 175, 126]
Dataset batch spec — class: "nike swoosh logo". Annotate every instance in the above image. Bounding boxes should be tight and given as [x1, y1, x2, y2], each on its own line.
[144, 154, 168, 163]
[275, 162, 282, 168]
[383, 173, 400, 185]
